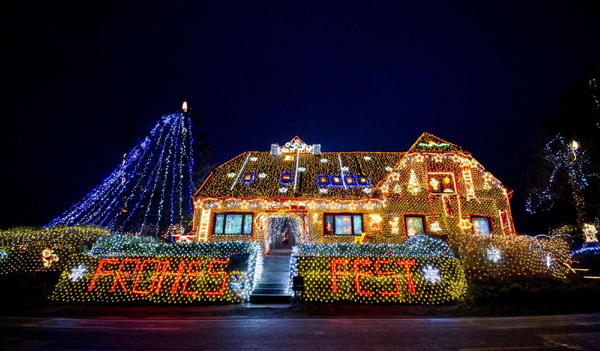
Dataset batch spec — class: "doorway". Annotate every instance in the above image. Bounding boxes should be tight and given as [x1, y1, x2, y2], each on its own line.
[267, 215, 302, 251]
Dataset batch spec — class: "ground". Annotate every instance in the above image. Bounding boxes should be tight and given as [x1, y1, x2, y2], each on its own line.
[0, 308, 599, 350]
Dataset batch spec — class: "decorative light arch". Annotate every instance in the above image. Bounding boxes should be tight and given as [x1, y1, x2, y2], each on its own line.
[255, 213, 305, 254]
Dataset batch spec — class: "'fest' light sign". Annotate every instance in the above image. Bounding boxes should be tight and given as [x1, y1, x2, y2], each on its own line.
[295, 256, 467, 304]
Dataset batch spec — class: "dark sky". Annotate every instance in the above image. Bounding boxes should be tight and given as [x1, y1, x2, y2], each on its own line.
[2, 1, 599, 232]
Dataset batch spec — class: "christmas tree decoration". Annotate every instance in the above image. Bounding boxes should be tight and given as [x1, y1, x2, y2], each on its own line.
[48, 108, 197, 240]
[407, 169, 421, 195]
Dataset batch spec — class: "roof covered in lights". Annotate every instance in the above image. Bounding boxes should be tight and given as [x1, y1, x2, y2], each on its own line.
[194, 133, 476, 199]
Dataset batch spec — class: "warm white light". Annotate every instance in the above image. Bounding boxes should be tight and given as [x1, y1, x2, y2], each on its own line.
[571, 140, 578, 150]
[182, 101, 188, 112]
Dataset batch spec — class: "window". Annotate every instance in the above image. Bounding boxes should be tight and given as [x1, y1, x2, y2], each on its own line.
[280, 172, 292, 185]
[471, 216, 492, 236]
[324, 214, 363, 235]
[357, 176, 370, 185]
[213, 213, 253, 235]
[404, 215, 426, 237]
[331, 176, 343, 185]
[428, 173, 455, 194]
[318, 175, 329, 185]
[241, 172, 255, 184]
[344, 175, 356, 185]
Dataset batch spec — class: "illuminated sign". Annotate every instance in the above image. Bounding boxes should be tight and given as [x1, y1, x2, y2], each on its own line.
[295, 256, 466, 304]
[52, 254, 257, 303]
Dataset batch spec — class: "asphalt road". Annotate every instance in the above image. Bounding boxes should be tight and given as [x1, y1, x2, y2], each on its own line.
[0, 313, 598, 350]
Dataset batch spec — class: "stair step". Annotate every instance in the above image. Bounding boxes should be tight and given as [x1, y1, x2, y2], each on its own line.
[259, 277, 289, 283]
[260, 270, 289, 275]
[260, 272, 290, 280]
[252, 288, 290, 295]
[256, 283, 289, 289]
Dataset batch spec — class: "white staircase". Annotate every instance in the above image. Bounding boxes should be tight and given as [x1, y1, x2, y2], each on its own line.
[249, 249, 292, 304]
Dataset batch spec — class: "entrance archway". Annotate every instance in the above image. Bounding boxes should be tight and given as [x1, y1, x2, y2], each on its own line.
[257, 213, 304, 254]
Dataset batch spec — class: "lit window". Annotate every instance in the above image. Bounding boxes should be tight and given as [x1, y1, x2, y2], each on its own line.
[318, 175, 329, 185]
[240, 172, 255, 184]
[213, 213, 253, 235]
[471, 216, 492, 236]
[331, 176, 342, 185]
[280, 172, 292, 185]
[344, 175, 356, 185]
[428, 173, 455, 194]
[358, 176, 370, 185]
[405, 215, 426, 237]
[324, 214, 363, 235]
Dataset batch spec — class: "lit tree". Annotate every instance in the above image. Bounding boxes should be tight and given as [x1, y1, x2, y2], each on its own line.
[48, 103, 210, 240]
[525, 134, 598, 228]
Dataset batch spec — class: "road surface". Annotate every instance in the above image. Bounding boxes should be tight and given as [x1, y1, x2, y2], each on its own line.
[0, 313, 598, 350]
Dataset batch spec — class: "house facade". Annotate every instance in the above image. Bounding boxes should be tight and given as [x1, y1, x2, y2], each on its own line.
[192, 133, 515, 253]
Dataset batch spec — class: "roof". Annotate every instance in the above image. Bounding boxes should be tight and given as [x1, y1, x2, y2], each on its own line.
[194, 133, 473, 199]
[195, 151, 406, 199]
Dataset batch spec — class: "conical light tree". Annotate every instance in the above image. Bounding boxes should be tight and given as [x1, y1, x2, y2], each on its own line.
[48, 105, 198, 241]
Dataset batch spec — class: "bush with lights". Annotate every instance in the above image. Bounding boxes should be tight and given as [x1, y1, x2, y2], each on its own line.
[0, 226, 111, 275]
[51, 239, 263, 304]
[290, 235, 467, 304]
[448, 233, 572, 281]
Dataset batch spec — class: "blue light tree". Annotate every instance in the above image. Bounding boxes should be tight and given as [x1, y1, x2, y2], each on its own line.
[47, 107, 197, 241]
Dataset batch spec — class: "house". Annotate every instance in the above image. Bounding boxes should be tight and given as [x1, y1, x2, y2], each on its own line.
[192, 133, 515, 253]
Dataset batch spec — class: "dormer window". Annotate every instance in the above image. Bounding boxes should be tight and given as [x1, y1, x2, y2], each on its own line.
[318, 175, 329, 186]
[240, 172, 255, 184]
[331, 176, 342, 185]
[344, 175, 356, 185]
[357, 176, 370, 185]
[280, 172, 292, 185]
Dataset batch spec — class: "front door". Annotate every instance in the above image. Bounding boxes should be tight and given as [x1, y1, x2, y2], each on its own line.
[270, 217, 297, 250]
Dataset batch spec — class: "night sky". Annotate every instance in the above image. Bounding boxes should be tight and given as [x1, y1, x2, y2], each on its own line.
[2, 1, 599, 232]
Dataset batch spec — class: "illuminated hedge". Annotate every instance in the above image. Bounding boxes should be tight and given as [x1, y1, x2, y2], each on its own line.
[293, 255, 466, 304]
[295, 235, 455, 258]
[89, 234, 260, 257]
[51, 241, 263, 304]
[449, 233, 572, 281]
[291, 237, 466, 304]
[0, 226, 111, 275]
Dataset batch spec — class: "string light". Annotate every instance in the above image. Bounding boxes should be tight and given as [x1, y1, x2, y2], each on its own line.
[0, 226, 111, 275]
[51, 237, 263, 304]
[289, 236, 467, 304]
[194, 133, 516, 249]
[47, 110, 196, 240]
[525, 134, 598, 229]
